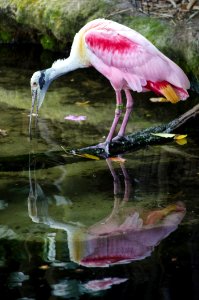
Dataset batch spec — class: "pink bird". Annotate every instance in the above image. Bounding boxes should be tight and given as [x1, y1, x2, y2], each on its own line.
[30, 18, 190, 144]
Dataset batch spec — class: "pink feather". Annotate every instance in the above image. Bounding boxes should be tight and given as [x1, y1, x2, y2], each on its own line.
[84, 21, 190, 91]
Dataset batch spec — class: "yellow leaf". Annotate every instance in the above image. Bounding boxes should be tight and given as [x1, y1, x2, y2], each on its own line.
[77, 153, 100, 160]
[75, 100, 90, 106]
[175, 138, 187, 145]
[109, 157, 126, 163]
[151, 133, 175, 138]
[174, 134, 187, 140]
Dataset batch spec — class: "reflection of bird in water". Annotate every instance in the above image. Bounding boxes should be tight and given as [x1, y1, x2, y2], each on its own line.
[27, 158, 186, 268]
[30, 19, 189, 145]
[88, 159, 185, 236]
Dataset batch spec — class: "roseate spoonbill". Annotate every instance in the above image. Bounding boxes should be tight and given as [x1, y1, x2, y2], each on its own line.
[30, 18, 190, 142]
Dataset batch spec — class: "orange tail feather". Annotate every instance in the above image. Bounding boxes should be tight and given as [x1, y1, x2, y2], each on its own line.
[146, 81, 181, 103]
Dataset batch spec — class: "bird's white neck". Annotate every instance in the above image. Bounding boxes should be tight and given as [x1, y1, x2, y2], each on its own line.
[48, 56, 84, 81]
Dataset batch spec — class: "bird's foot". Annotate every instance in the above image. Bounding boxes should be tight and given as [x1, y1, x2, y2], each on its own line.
[112, 135, 127, 142]
[96, 141, 110, 157]
[96, 136, 128, 158]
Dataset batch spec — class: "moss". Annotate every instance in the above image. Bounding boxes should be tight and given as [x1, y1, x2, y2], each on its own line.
[7, 0, 112, 41]
[182, 47, 199, 79]
[123, 16, 172, 49]
[0, 0, 198, 77]
[0, 0, 112, 52]
[0, 9, 15, 43]
[0, 30, 12, 43]
[40, 34, 56, 51]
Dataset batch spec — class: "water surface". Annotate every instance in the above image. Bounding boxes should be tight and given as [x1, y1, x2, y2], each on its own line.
[0, 45, 199, 300]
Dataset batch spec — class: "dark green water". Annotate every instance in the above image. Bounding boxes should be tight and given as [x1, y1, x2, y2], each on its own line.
[0, 45, 199, 300]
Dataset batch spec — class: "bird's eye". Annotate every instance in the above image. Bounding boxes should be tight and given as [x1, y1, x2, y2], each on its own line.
[32, 82, 37, 87]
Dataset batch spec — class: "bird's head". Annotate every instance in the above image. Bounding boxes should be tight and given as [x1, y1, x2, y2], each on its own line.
[30, 69, 51, 111]
[29, 69, 52, 136]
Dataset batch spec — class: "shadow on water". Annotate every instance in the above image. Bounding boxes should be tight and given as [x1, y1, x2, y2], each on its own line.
[0, 45, 199, 299]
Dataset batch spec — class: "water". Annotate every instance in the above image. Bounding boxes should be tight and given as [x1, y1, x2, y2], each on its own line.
[0, 45, 199, 300]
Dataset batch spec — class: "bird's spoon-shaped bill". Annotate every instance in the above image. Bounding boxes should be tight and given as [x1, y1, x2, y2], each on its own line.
[29, 89, 39, 138]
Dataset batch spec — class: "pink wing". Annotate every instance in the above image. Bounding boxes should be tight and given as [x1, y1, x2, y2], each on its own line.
[85, 29, 190, 91]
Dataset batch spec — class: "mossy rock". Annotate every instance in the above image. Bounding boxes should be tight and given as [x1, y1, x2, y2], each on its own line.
[0, 0, 198, 79]
[40, 34, 57, 51]
[0, 0, 113, 46]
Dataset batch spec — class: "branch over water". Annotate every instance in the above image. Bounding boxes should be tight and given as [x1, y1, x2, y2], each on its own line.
[0, 104, 198, 171]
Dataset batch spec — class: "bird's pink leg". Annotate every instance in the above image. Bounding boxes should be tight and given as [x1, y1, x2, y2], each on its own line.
[117, 89, 133, 137]
[106, 90, 123, 142]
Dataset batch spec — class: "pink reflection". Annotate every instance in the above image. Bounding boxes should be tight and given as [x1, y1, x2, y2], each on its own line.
[83, 277, 127, 291]
[73, 202, 185, 267]
[64, 115, 87, 122]
[28, 158, 186, 268]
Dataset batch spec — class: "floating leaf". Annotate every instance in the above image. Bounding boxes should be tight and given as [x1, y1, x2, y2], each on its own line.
[174, 134, 188, 146]
[109, 157, 126, 163]
[175, 138, 187, 145]
[150, 97, 170, 103]
[174, 134, 188, 145]
[64, 115, 87, 122]
[0, 129, 8, 136]
[39, 265, 49, 270]
[174, 134, 187, 140]
[75, 100, 90, 106]
[151, 133, 188, 145]
[77, 153, 100, 160]
[151, 133, 175, 138]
